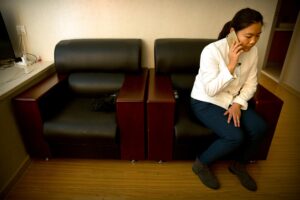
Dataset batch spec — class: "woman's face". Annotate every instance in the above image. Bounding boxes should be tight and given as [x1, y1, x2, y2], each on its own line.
[236, 22, 262, 52]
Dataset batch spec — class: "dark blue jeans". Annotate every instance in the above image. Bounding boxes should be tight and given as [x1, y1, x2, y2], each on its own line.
[190, 98, 267, 164]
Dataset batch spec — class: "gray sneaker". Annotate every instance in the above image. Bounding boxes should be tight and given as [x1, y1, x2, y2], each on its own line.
[192, 158, 220, 189]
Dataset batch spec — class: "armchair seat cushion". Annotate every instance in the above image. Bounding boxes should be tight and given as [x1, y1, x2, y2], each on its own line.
[175, 118, 215, 144]
[44, 97, 117, 145]
[175, 100, 215, 144]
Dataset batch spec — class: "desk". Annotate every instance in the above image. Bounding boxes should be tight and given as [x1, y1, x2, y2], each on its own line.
[0, 61, 54, 196]
[0, 61, 54, 100]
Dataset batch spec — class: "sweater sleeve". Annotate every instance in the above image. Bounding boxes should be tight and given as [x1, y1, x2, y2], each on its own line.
[199, 44, 235, 97]
[232, 48, 258, 110]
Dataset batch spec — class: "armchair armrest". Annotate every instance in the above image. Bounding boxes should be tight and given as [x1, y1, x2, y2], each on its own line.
[116, 69, 148, 160]
[251, 84, 284, 160]
[13, 73, 64, 158]
[147, 69, 176, 161]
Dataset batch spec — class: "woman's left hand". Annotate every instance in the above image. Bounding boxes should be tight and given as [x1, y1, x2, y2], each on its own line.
[224, 103, 241, 127]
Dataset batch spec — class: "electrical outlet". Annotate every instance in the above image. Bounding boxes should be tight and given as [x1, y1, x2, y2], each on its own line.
[16, 25, 26, 35]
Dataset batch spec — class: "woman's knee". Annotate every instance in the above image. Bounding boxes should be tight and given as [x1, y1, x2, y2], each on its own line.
[243, 108, 267, 137]
[225, 131, 245, 147]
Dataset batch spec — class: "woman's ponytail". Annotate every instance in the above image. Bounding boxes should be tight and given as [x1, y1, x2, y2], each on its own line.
[218, 21, 231, 39]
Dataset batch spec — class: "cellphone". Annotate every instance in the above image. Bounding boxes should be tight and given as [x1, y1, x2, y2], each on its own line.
[226, 31, 239, 47]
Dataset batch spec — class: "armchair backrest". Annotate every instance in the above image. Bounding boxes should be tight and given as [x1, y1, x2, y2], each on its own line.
[154, 38, 215, 92]
[55, 39, 141, 73]
[54, 39, 142, 96]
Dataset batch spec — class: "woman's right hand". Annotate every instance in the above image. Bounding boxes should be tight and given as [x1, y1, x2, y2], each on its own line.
[228, 41, 244, 74]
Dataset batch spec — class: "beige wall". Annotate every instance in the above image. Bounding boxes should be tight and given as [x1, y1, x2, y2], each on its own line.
[1, 0, 277, 69]
[0, 98, 28, 194]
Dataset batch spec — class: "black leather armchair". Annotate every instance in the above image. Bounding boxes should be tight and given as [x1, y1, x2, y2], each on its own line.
[147, 38, 283, 161]
[14, 39, 148, 160]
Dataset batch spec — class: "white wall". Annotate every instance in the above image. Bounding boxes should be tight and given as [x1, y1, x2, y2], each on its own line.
[0, 0, 277, 69]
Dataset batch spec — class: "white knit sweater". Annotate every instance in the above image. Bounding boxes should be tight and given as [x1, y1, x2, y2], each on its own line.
[191, 38, 258, 110]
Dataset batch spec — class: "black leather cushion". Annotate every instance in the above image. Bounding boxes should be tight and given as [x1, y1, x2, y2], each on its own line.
[55, 39, 141, 74]
[171, 74, 195, 91]
[174, 94, 215, 144]
[68, 72, 124, 96]
[155, 39, 215, 74]
[44, 98, 117, 145]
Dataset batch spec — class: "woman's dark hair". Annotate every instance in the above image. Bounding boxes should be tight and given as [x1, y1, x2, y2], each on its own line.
[218, 8, 264, 39]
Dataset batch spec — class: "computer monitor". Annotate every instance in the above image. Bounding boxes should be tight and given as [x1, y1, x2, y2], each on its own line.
[0, 12, 16, 64]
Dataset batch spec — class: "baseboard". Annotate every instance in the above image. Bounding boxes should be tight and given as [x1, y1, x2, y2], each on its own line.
[0, 155, 31, 199]
[281, 82, 300, 99]
[261, 70, 279, 83]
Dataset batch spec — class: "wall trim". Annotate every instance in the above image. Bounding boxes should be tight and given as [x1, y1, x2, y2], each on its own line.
[281, 82, 300, 99]
[0, 155, 31, 199]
